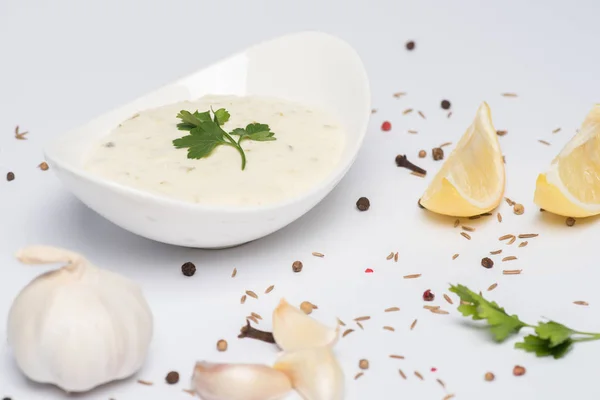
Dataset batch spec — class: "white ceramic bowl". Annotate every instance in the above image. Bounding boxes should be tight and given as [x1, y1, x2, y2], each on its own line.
[44, 31, 371, 248]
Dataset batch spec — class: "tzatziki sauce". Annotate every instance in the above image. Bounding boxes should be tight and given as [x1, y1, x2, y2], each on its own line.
[84, 95, 346, 206]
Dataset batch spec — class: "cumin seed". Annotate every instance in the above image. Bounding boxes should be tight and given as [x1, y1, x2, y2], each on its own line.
[394, 252, 399, 262]
[418, 111, 426, 119]
[231, 268, 237, 278]
[430, 308, 450, 315]
[383, 326, 395, 331]
[452, 253, 459, 260]
[356, 321, 364, 330]
[399, 369, 407, 379]
[312, 252, 324, 257]
[443, 395, 456, 400]
[507, 236, 516, 245]
[403, 108, 414, 115]
[414, 371, 424, 380]
[342, 329, 355, 337]
[440, 142, 452, 148]
[518, 233, 538, 238]
[251, 312, 263, 320]
[371, 108, 377, 114]
[390, 354, 405, 359]
[447, 111, 453, 118]
[497, 130, 508, 136]
[490, 249, 503, 255]
[240, 295, 247, 304]
[444, 294, 453, 304]
[460, 232, 472, 240]
[354, 372, 364, 380]
[538, 139, 551, 146]
[505, 197, 515, 206]
[393, 92, 407, 98]
[404, 274, 422, 279]
[423, 305, 440, 311]
[502, 256, 517, 262]
[410, 319, 418, 330]
[354, 316, 371, 321]
[574, 301, 589, 306]
[503, 269, 522, 275]
[497, 213, 503, 222]
[487, 283, 498, 291]
[408, 129, 418, 134]
[137, 380, 153, 386]
[337, 317, 346, 326]
[502, 93, 518, 97]
[499, 234, 514, 241]
[453, 219, 460, 228]
[469, 215, 481, 220]
[385, 307, 400, 312]
[245, 290, 258, 299]
[437, 378, 446, 388]
[247, 315, 259, 324]
[264, 285, 275, 294]
[519, 241, 528, 247]
[462, 225, 475, 232]
[386, 252, 394, 260]
[553, 127, 561, 133]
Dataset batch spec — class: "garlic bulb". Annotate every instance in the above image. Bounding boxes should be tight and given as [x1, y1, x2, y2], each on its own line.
[7, 245, 153, 392]
[274, 346, 344, 400]
[272, 298, 338, 351]
[192, 361, 292, 400]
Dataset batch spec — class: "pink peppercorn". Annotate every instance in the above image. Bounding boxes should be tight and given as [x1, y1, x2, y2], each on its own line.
[381, 121, 392, 131]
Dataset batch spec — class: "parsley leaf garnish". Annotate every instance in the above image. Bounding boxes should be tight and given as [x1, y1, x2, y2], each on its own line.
[172, 108, 275, 170]
[450, 284, 600, 359]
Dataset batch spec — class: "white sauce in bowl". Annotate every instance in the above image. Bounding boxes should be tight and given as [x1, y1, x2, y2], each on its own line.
[84, 95, 346, 206]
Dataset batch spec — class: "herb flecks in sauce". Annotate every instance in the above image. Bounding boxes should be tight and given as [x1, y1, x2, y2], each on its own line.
[173, 108, 275, 170]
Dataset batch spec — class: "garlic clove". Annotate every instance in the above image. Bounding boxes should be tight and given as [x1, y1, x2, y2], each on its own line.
[192, 361, 292, 400]
[272, 298, 338, 351]
[274, 347, 344, 400]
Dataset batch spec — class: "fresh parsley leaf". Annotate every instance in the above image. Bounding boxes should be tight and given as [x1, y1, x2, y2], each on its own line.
[515, 335, 574, 359]
[535, 321, 574, 347]
[172, 108, 276, 170]
[449, 284, 527, 341]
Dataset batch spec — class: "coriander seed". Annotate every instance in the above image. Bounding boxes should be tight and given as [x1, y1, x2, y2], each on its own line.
[216, 339, 228, 352]
[481, 257, 494, 269]
[418, 150, 426, 158]
[423, 289, 435, 301]
[181, 262, 196, 277]
[484, 372, 495, 381]
[6, 172, 15, 182]
[292, 260, 303, 272]
[513, 365, 526, 376]
[432, 147, 444, 161]
[300, 301, 314, 315]
[38, 162, 49, 171]
[566, 217, 576, 227]
[513, 203, 524, 215]
[441, 100, 451, 110]
[165, 371, 179, 384]
[356, 197, 370, 211]
[359, 359, 369, 370]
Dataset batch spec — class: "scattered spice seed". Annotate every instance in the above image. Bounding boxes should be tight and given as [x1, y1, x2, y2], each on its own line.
[484, 372, 495, 381]
[354, 372, 364, 380]
[240, 295, 247, 304]
[418, 150, 426, 158]
[300, 301, 315, 314]
[518, 233, 538, 238]
[441, 100, 451, 110]
[396, 154, 427, 175]
[264, 285, 274, 294]
[423, 289, 435, 301]
[393, 92, 407, 98]
[462, 225, 475, 232]
[513, 203, 525, 215]
[496, 130, 508, 136]
[251, 312, 263, 320]
[430, 309, 449, 315]
[443, 294, 453, 305]
[487, 283, 498, 291]
[574, 301, 589, 306]
[342, 329, 355, 337]
[452, 253, 459, 260]
[410, 319, 418, 330]
[247, 315, 259, 324]
[292, 260, 303, 272]
[385, 306, 400, 312]
[503, 269, 522, 275]
[519, 241, 528, 247]
[502, 256, 517, 262]
[538, 139, 551, 146]
[394, 252, 399, 262]
[216, 339, 228, 352]
[418, 111, 426, 119]
[499, 234, 514, 241]
[414, 371, 424, 380]
[356, 322, 364, 330]
[359, 359, 370, 370]
[432, 147, 444, 161]
[513, 365, 526, 376]
[497, 213, 502, 222]
[408, 129, 419, 134]
[371, 109, 377, 114]
[460, 232, 471, 240]
[423, 305, 440, 311]
[181, 262, 196, 277]
[502, 93, 518, 97]
[312, 252, 324, 258]
[356, 196, 370, 211]
[383, 326, 395, 331]
[38, 162, 49, 171]
[138, 380, 153, 386]
[404, 274, 422, 279]
[354, 316, 371, 322]
[403, 108, 414, 115]
[566, 217, 576, 227]
[505, 197, 515, 206]
[390, 354, 405, 359]
[443, 395, 456, 400]
[245, 290, 258, 299]
[231, 268, 237, 278]
[238, 321, 275, 343]
[507, 236, 516, 245]
[447, 111, 453, 118]
[381, 121, 392, 131]
[553, 127, 561, 133]
[386, 252, 394, 260]
[453, 219, 460, 228]
[437, 378, 446, 388]
[14, 125, 28, 140]
[490, 249, 502, 255]
[6, 172, 15, 182]
[439, 142, 452, 148]
[337, 317, 346, 326]
[165, 371, 179, 384]
[406, 41, 416, 50]
[399, 369, 407, 379]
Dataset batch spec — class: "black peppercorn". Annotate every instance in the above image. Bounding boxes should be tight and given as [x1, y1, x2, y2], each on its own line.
[481, 257, 494, 269]
[432, 147, 444, 161]
[165, 371, 180, 384]
[406, 41, 415, 50]
[292, 260, 303, 273]
[441, 100, 451, 110]
[356, 197, 370, 211]
[6, 172, 15, 182]
[181, 262, 196, 277]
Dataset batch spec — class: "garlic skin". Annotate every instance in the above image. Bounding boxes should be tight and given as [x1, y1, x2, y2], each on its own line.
[274, 347, 344, 400]
[272, 298, 338, 352]
[192, 361, 292, 400]
[7, 245, 153, 393]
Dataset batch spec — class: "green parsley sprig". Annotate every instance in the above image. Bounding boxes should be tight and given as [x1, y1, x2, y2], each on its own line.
[449, 284, 600, 359]
[172, 108, 275, 170]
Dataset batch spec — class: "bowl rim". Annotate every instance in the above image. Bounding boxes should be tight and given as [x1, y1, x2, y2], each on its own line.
[44, 30, 371, 214]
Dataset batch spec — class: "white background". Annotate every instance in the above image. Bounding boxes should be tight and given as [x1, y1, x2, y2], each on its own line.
[2, 0, 600, 399]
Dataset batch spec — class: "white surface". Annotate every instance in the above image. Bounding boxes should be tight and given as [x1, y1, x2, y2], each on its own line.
[44, 32, 370, 248]
[1, 0, 600, 399]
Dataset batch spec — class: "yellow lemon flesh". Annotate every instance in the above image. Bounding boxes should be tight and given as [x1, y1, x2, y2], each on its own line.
[419, 102, 505, 217]
[534, 105, 600, 217]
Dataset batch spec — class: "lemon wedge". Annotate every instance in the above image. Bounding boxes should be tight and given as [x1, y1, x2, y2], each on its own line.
[419, 102, 505, 217]
[534, 105, 600, 217]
